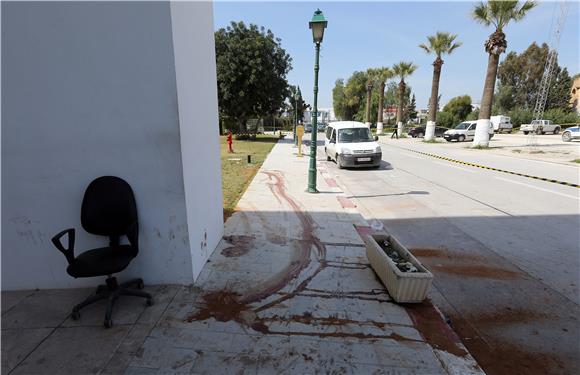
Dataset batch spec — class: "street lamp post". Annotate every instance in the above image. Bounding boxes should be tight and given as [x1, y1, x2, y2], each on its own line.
[307, 9, 327, 194]
[365, 80, 373, 127]
[294, 86, 301, 146]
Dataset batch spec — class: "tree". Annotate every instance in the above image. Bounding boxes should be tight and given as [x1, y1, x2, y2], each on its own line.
[287, 85, 310, 124]
[332, 71, 369, 121]
[493, 83, 515, 113]
[215, 22, 292, 132]
[497, 42, 573, 112]
[443, 95, 473, 121]
[392, 62, 418, 136]
[471, 0, 537, 146]
[419, 32, 462, 140]
[370, 67, 393, 134]
[436, 111, 456, 128]
[407, 94, 418, 122]
[332, 79, 347, 120]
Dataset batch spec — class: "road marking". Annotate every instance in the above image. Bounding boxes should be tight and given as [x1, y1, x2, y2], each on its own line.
[385, 144, 580, 188]
[495, 177, 580, 200]
[432, 161, 476, 173]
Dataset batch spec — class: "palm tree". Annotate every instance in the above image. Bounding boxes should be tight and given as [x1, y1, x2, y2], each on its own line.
[472, 0, 536, 146]
[371, 67, 393, 134]
[419, 32, 462, 141]
[392, 62, 418, 137]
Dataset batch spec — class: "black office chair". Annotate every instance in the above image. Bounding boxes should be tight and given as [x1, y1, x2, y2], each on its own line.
[51, 176, 153, 328]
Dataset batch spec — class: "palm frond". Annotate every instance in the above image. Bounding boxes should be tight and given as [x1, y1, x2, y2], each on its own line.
[514, 1, 537, 22]
[419, 44, 431, 53]
[472, 2, 491, 25]
[420, 32, 462, 57]
[474, 0, 536, 31]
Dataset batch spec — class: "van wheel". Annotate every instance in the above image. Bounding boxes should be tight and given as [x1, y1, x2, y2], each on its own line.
[458, 135, 465, 142]
[554, 127, 560, 135]
[337, 155, 344, 169]
[523, 131, 529, 135]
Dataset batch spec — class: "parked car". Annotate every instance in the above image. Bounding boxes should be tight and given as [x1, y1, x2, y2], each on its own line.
[561, 126, 580, 142]
[443, 121, 494, 142]
[490, 115, 513, 133]
[304, 124, 313, 133]
[324, 121, 382, 169]
[408, 126, 448, 138]
[521, 119, 561, 135]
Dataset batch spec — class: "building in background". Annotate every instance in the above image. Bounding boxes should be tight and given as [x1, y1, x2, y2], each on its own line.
[304, 108, 336, 124]
[2, 1, 223, 290]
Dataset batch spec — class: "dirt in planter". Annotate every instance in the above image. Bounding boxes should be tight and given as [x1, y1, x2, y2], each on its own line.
[378, 238, 421, 273]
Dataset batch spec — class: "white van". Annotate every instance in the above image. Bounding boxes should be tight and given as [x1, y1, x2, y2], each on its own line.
[443, 121, 494, 142]
[490, 115, 512, 133]
[324, 121, 382, 169]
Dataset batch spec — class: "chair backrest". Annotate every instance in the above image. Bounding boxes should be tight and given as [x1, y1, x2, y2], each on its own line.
[81, 176, 137, 239]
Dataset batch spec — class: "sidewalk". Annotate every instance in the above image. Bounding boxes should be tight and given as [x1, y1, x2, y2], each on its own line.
[2, 139, 483, 374]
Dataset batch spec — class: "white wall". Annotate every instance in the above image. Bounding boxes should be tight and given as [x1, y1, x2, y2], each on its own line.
[1, 1, 222, 290]
[170, 1, 224, 279]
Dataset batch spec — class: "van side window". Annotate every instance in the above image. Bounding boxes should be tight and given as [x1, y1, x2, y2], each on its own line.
[469, 124, 476, 130]
[326, 127, 332, 139]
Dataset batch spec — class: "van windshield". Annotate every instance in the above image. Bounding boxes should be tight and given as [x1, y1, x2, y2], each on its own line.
[338, 128, 373, 143]
[455, 122, 471, 130]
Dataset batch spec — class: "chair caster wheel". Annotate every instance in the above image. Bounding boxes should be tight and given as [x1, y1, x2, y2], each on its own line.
[146, 298, 154, 307]
[104, 318, 113, 328]
[71, 310, 80, 320]
[137, 280, 144, 289]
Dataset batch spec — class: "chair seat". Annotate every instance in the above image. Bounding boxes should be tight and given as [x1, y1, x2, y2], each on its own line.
[67, 245, 136, 278]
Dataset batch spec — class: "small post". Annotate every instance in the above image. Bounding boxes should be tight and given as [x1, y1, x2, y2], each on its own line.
[296, 124, 304, 157]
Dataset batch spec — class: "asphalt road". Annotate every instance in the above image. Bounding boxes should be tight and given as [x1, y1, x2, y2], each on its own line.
[313, 133, 580, 375]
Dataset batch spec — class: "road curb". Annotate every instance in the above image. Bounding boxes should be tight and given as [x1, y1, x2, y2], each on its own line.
[392, 145, 580, 188]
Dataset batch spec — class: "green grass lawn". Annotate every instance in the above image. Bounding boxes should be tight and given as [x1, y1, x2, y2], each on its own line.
[220, 135, 279, 221]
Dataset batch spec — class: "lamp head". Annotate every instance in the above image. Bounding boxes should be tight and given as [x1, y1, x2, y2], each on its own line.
[309, 9, 327, 44]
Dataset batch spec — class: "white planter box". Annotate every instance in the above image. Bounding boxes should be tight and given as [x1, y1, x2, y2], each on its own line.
[364, 233, 433, 303]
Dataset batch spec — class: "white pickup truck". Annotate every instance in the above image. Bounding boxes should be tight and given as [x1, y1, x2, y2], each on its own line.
[520, 120, 561, 135]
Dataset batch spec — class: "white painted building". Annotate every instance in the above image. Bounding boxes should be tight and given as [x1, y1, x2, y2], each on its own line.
[2, 1, 223, 290]
[304, 108, 336, 124]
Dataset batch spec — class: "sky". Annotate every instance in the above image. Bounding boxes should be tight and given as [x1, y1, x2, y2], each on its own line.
[213, 1, 580, 110]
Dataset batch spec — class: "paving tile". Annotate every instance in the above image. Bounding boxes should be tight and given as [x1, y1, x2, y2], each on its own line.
[147, 326, 236, 352]
[1, 290, 35, 315]
[2, 288, 91, 329]
[123, 366, 158, 374]
[101, 323, 155, 375]
[63, 286, 161, 327]
[190, 351, 259, 375]
[11, 325, 130, 374]
[128, 336, 198, 373]
[1, 327, 53, 374]
[137, 284, 181, 324]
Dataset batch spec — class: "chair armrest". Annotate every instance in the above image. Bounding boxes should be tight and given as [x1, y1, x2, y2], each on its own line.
[126, 221, 139, 250]
[51, 228, 75, 264]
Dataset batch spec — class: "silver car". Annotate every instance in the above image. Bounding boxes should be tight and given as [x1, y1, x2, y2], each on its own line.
[561, 126, 580, 142]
